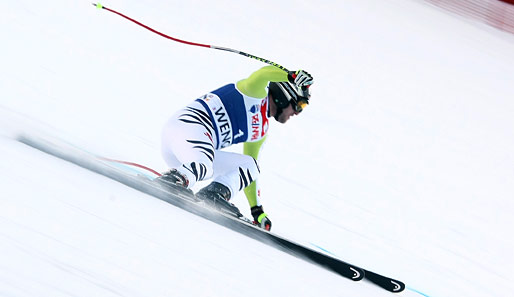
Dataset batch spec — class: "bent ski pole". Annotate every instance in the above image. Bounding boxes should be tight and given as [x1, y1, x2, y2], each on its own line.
[92, 3, 289, 72]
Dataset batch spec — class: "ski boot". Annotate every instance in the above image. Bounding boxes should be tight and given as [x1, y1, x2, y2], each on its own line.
[196, 182, 242, 217]
[154, 169, 194, 197]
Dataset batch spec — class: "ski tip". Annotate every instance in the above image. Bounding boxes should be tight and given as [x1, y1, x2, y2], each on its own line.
[92, 3, 103, 9]
[391, 280, 406, 293]
[351, 267, 364, 281]
[364, 269, 405, 293]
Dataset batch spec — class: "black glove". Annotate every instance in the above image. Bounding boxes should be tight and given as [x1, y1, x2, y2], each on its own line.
[251, 206, 272, 231]
[287, 70, 314, 87]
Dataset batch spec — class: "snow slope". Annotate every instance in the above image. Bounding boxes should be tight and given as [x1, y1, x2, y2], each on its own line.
[1, 0, 514, 296]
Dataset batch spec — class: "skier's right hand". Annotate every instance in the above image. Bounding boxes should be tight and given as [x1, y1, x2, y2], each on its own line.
[288, 70, 314, 87]
[251, 205, 272, 231]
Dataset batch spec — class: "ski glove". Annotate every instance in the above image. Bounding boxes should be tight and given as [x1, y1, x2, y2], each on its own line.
[288, 70, 314, 87]
[251, 206, 272, 231]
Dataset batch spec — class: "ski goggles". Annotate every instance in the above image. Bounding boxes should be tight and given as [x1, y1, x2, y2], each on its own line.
[291, 87, 310, 113]
[291, 97, 309, 113]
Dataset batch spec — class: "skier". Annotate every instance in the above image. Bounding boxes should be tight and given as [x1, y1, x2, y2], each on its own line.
[157, 65, 313, 231]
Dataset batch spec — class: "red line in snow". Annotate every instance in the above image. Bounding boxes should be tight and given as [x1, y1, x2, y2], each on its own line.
[98, 157, 162, 177]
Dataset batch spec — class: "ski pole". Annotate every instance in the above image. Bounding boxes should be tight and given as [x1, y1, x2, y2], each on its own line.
[92, 3, 290, 72]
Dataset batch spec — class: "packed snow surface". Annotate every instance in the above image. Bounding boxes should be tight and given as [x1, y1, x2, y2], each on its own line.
[1, 0, 513, 296]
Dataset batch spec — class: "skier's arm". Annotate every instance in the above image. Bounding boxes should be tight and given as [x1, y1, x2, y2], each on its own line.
[244, 137, 272, 230]
[236, 66, 289, 98]
[243, 136, 267, 207]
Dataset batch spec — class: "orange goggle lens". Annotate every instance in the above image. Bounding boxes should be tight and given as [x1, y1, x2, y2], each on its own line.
[293, 99, 309, 113]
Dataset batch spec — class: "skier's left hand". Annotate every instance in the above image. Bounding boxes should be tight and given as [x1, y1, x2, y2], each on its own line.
[251, 205, 272, 231]
[288, 70, 314, 87]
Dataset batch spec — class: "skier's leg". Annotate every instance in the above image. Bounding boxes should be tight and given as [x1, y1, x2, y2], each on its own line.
[194, 151, 259, 216]
[161, 102, 216, 188]
[210, 151, 261, 200]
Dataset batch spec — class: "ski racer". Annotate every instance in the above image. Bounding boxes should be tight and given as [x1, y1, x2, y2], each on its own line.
[157, 66, 313, 231]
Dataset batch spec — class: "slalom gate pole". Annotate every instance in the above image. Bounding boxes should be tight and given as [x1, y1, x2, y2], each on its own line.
[92, 3, 289, 72]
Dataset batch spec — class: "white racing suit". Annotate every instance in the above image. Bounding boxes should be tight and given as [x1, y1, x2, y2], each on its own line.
[161, 83, 269, 203]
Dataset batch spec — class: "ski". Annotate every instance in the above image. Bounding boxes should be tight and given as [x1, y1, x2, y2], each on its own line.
[99, 152, 405, 292]
[16, 133, 405, 292]
[363, 269, 405, 293]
